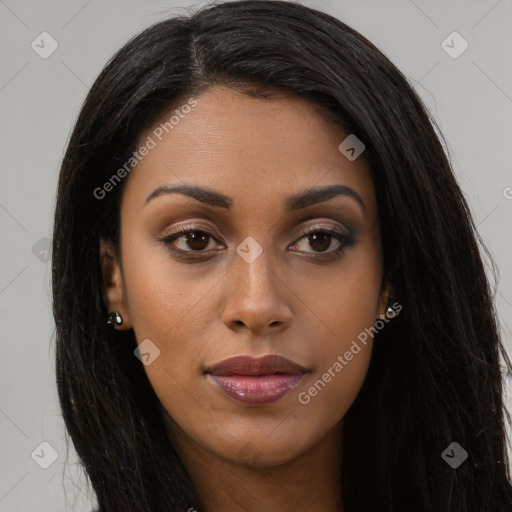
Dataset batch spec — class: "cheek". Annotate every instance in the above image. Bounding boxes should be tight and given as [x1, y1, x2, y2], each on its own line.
[295, 244, 381, 414]
[297, 297, 377, 423]
[120, 241, 215, 400]
[297, 342, 373, 429]
[121, 234, 207, 339]
[122, 252, 215, 430]
[304, 244, 382, 352]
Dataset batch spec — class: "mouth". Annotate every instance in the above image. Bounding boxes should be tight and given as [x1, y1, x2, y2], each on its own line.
[205, 354, 309, 406]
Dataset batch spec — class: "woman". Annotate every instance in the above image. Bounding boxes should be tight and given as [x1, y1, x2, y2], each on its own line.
[51, 1, 512, 510]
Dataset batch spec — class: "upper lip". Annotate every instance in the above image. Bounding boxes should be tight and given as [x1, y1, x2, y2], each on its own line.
[205, 354, 309, 376]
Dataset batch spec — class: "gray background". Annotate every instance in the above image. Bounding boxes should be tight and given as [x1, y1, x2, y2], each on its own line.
[1, 0, 511, 510]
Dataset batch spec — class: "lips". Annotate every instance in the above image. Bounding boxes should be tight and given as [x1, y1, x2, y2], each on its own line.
[205, 354, 308, 405]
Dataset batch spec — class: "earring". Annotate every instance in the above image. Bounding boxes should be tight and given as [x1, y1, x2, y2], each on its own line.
[385, 304, 398, 319]
[107, 311, 123, 328]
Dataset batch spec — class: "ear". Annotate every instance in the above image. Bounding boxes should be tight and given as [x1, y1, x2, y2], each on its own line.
[99, 237, 132, 330]
[376, 259, 401, 320]
[376, 280, 394, 320]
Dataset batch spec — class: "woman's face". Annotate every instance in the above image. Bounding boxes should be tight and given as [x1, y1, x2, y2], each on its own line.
[102, 85, 389, 468]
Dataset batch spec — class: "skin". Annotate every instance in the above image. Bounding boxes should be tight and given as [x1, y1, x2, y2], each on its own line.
[101, 85, 394, 512]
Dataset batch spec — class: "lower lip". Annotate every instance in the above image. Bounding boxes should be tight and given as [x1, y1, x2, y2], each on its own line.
[208, 373, 304, 405]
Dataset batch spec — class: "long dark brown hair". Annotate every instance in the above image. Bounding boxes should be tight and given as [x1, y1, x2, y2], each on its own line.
[51, 1, 512, 510]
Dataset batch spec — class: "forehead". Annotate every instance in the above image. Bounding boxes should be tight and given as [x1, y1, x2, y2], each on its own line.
[122, 85, 376, 217]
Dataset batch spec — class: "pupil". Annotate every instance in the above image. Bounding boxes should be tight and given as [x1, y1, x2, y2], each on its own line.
[310, 233, 330, 252]
[186, 232, 209, 250]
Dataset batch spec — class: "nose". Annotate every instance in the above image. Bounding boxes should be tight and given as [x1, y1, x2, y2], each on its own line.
[221, 246, 293, 337]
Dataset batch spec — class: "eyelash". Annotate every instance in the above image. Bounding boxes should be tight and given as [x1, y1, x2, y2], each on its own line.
[157, 223, 355, 262]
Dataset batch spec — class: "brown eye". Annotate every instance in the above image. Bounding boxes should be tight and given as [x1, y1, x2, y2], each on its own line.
[161, 228, 220, 252]
[304, 232, 338, 253]
[289, 228, 353, 257]
[178, 231, 212, 251]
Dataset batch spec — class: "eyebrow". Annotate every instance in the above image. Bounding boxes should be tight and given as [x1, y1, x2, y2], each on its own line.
[144, 183, 366, 213]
